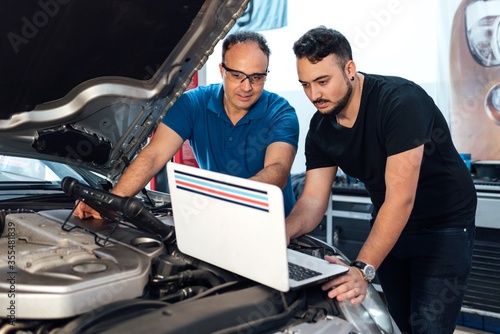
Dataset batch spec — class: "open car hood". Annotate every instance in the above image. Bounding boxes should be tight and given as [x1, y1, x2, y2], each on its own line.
[0, 0, 248, 180]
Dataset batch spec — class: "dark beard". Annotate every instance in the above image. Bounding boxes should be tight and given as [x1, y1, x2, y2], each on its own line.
[320, 74, 353, 117]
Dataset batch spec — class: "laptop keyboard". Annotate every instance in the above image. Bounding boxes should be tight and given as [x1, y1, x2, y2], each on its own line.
[288, 262, 322, 281]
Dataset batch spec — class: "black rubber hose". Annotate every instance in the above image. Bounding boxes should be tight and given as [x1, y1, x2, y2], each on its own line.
[59, 300, 168, 334]
[151, 269, 224, 287]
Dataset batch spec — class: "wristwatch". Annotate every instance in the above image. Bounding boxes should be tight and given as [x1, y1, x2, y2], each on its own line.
[350, 261, 376, 282]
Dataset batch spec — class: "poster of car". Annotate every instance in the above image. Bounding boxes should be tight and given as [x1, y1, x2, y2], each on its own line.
[450, 0, 500, 160]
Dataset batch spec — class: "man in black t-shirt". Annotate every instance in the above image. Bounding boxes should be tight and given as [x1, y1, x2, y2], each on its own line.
[286, 26, 476, 334]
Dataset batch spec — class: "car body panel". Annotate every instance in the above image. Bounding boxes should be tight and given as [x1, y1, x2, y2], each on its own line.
[1, 0, 249, 180]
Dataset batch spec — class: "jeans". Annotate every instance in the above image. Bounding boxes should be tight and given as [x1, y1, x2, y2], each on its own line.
[377, 221, 475, 334]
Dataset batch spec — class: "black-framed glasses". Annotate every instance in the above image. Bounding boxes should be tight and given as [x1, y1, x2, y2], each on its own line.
[221, 63, 268, 85]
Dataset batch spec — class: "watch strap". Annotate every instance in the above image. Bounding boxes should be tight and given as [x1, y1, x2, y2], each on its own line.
[349, 260, 375, 282]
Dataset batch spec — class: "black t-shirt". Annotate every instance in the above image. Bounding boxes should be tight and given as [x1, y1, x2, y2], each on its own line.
[305, 73, 476, 228]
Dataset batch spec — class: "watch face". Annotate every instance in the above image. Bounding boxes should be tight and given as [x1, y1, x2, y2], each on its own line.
[350, 261, 376, 281]
[364, 265, 376, 280]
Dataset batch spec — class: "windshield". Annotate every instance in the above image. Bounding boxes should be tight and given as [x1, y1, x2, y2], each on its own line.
[0, 155, 86, 184]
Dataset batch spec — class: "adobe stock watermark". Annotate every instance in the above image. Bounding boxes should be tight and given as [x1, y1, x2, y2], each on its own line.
[5, 221, 17, 326]
[409, 277, 467, 333]
[235, 290, 284, 334]
[62, 274, 131, 333]
[451, 70, 500, 127]
[7, 0, 71, 55]
[350, 0, 404, 54]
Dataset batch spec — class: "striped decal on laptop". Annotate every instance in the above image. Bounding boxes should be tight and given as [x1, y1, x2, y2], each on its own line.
[172, 169, 270, 212]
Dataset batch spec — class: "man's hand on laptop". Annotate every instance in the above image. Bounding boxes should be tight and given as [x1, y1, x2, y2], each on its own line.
[73, 201, 102, 219]
[320, 255, 368, 305]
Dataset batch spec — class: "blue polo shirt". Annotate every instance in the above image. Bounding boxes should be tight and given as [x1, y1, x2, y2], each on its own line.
[162, 83, 299, 215]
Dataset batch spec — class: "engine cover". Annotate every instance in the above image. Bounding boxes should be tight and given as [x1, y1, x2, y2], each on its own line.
[0, 210, 165, 319]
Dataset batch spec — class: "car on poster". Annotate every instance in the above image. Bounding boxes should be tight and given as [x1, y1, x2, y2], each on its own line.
[0, 1, 396, 333]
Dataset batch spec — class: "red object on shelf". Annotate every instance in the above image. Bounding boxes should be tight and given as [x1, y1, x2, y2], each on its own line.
[186, 72, 198, 90]
[172, 72, 199, 168]
[149, 172, 157, 190]
[173, 140, 199, 167]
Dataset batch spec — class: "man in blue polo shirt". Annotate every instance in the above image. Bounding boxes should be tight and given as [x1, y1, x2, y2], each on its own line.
[74, 31, 299, 219]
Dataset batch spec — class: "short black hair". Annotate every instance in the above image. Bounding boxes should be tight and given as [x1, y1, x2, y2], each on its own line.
[222, 31, 271, 63]
[293, 26, 352, 68]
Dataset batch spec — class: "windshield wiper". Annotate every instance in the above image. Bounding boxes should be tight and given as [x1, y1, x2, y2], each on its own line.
[0, 181, 60, 190]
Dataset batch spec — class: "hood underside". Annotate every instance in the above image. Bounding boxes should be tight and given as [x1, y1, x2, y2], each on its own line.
[0, 0, 248, 180]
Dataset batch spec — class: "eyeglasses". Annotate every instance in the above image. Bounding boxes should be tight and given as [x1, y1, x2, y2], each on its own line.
[221, 63, 268, 85]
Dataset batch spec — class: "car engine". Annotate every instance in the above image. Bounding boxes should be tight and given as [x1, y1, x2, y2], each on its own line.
[0, 203, 395, 334]
[0, 210, 162, 320]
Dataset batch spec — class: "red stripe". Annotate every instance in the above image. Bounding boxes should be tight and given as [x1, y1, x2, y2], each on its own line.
[175, 179, 268, 208]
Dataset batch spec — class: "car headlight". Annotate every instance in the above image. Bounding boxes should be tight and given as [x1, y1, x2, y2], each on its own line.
[337, 284, 395, 334]
[486, 83, 500, 125]
[465, 0, 500, 66]
[332, 252, 395, 333]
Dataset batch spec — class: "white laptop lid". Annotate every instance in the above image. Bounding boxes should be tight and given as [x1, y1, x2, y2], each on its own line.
[166, 162, 347, 292]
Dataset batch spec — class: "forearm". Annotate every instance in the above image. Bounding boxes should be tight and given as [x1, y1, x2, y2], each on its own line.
[250, 142, 296, 189]
[286, 194, 329, 241]
[111, 123, 184, 197]
[285, 167, 336, 242]
[112, 149, 166, 197]
[357, 145, 423, 269]
[250, 162, 290, 189]
[357, 196, 414, 269]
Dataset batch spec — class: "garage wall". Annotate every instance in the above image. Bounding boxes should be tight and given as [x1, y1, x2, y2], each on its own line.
[201, 0, 464, 173]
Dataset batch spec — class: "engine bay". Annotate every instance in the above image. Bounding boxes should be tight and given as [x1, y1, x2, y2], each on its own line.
[0, 205, 357, 333]
[0, 182, 393, 333]
[1, 210, 163, 320]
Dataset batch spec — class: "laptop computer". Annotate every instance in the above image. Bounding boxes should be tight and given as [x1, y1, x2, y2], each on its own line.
[166, 162, 348, 292]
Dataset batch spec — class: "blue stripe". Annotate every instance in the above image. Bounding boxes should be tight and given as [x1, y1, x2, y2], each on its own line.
[177, 186, 269, 212]
[174, 173, 268, 202]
